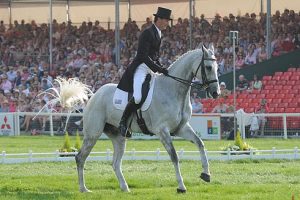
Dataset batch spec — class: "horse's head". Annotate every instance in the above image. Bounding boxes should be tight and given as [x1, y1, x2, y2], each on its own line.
[195, 45, 220, 99]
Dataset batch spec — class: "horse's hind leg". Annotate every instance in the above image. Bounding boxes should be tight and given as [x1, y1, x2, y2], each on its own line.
[75, 136, 98, 192]
[105, 126, 129, 192]
[175, 123, 210, 182]
[75, 114, 105, 192]
[158, 127, 186, 193]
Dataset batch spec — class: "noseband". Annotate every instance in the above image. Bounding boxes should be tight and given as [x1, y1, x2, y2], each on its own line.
[165, 54, 218, 90]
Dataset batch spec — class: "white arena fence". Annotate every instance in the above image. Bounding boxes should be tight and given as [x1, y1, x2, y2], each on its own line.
[0, 112, 300, 139]
[1, 147, 299, 164]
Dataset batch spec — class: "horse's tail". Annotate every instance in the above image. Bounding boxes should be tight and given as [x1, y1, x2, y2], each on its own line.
[57, 78, 94, 109]
[39, 77, 93, 111]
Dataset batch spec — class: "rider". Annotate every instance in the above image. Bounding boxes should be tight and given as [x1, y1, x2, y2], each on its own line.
[117, 7, 172, 137]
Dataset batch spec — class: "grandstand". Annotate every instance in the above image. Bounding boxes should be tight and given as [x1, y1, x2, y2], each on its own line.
[203, 67, 300, 114]
[0, 1, 299, 137]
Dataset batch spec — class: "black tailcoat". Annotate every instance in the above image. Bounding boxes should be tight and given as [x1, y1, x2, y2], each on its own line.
[117, 24, 163, 92]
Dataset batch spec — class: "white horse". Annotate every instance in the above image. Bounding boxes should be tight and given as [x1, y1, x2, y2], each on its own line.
[67, 45, 220, 193]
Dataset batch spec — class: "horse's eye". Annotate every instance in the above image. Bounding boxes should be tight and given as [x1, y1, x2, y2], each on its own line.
[206, 66, 212, 71]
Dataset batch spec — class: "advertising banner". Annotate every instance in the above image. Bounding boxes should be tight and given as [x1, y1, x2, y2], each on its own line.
[189, 114, 221, 140]
[0, 114, 15, 136]
[99, 115, 221, 140]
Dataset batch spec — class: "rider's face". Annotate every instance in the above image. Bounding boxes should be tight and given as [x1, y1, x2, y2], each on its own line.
[157, 18, 169, 30]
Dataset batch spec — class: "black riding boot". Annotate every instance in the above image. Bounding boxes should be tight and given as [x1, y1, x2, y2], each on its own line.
[119, 98, 137, 137]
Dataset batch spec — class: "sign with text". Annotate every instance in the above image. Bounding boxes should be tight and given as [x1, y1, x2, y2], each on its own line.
[189, 114, 221, 140]
[0, 114, 14, 136]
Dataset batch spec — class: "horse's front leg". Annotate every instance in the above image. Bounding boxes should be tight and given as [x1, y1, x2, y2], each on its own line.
[175, 123, 211, 182]
[158, 127, 186, 193]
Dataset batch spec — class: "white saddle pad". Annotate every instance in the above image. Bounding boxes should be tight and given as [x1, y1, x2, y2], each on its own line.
[113, 74, 156, 111]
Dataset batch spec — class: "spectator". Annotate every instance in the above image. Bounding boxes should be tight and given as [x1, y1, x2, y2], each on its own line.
[191, 98, 203, 113]
[141, 17, 152, 31]
[258, 44, 268, 62]
[0, 20, 5, 33]
[40, 99, 50, 131]
[14, 70, 22, 87]
[199, 14, 210, 32]
[244, 47, 257, 65]
[293, 33, 300, 49]
[20, 98, 33, 132]
[236, 74, 249, 91]
[41, 70, 53, 88]
[0, 74, 12, 91]
[253, 99, 269, 136]
[217, 54, 225, 74]
[249, 74, 262, 91]
[224, 55, 233, 72]
[9, 98, 18, 112]
[0, 89, 5, 104]
[212, 101, 229, 113]
[219, 82, 231, 98]
[235, 52, 245, 69]
[1, 99, 10, 112]
[6, 66, 17, 82]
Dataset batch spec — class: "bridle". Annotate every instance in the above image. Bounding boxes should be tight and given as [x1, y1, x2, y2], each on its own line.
[165, 53, 219, 90]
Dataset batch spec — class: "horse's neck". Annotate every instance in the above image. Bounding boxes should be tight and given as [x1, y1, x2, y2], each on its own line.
[167, 50, 200, 95]
[156, 50, 201, 105]
[169, 52, 199, 81]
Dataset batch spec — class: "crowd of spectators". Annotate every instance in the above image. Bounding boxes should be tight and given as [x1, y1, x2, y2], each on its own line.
[0, 9, 300, 123]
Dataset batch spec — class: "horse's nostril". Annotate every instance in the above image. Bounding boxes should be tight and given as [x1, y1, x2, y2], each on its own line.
[212, 92, 219, 99]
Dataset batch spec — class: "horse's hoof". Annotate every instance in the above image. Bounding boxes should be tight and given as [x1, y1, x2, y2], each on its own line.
[125, 131, 132, 138]
[177, 188, 186, 193]
[200, 173, 210, 182]
[121, 187, 130, 192]
[80, 188, 92, 193]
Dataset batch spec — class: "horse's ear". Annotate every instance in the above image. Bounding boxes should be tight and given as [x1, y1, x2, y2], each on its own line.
[208, 43, 215, 53]
[202, 45, 208, 57]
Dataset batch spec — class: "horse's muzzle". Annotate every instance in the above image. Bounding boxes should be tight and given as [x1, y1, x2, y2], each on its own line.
[212, 91, 219, 99]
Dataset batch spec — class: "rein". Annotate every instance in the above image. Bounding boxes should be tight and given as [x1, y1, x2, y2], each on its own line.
[165, 55, 218, 90]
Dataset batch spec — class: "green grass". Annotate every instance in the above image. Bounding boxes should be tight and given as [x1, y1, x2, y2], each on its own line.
[0, 136, 300, 199]
[0, 160, 299, 200]
[0, 136, 299, 153]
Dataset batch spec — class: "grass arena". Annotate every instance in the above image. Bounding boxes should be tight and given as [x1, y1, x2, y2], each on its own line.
[0, 136, 299, 200]
[0, 1, 300, 200]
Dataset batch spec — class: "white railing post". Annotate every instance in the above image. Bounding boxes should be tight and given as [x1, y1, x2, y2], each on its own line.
[106, 149, 111, 161]
[283, 115, 287, 139]
[55, 150, 60, 161]
[250, 149, 253, 159]
[13, 113, 16, 136]
[227, 149, 231, 161]
[2, 151, 6, 164]
[241, 112, 246, 139]
[29, 150, 33, 163]
[294, 147, 299, 160]
[131, 148, 135, 160]
[15, 112, 20, 136]
[156, 148, 160, 160]
[50, 113, 54, 136]
[272, 147, 276, 159]
[179, 148, 184, 159]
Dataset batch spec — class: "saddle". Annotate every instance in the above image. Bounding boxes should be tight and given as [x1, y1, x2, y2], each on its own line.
[128, 74, 154, 136]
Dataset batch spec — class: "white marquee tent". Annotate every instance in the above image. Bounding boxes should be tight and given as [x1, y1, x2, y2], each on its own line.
[0, 0, 299, 25]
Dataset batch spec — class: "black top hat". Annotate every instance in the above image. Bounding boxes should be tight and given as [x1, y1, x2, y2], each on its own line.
[153, 7, 172, 20]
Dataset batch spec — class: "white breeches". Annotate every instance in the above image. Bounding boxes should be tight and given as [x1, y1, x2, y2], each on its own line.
[133, 63, 152, 104]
